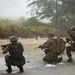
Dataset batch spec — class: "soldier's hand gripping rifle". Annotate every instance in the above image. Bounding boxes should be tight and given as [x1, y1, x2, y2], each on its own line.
[34, 45, 44, 50]
[67, 30, 75, 42]
[0, 44, 11, 54]
[0, 44, 10, 50]
[65, 30, 75, 45]
[65, 37, 71, 44]
[34, 41, 48, 50]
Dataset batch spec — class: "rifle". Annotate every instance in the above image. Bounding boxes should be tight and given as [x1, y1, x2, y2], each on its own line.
[0, 44, 10, 50]
[34, 45, 44, 50]
[66, 37, 71, 44]
[68, 30, 75, 41]
[34, 47, 39, 50]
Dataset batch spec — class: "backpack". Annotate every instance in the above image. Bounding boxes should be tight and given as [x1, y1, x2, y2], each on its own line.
[56, 37, 65, 54]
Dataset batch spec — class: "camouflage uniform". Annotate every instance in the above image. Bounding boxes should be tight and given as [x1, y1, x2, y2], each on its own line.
[39, 33, 65, 64]
[66, 26, 75, 62]
[39, 32, 56, 54]
[39, 39, 51, 54]
[2, 36, 25, 73]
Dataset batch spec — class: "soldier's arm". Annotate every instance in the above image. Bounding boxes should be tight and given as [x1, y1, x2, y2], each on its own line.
[1, 44, 8, 50]
[18, 42, 24, 53]
[66, 38, 70, 43]
[38, 40, 50, 49]
[65, 37, 72, 44]
[38, 45, 44, 50]
[1, 44, 7, 47]
[2, 44, 9, 54]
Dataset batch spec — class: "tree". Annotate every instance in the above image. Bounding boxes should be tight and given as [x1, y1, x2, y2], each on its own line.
[24, 17, 47, 26]
[28, 0, 56, 19]
[61, 0, 75, 25]
[28, 0, 75, 28]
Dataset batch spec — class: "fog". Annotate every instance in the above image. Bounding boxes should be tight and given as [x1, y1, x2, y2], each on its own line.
[0, 0, 32, 19]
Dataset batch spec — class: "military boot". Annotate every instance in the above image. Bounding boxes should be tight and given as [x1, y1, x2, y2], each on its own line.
[19, 66, 24, 73]
[67, 57, 73, 62]
[57, 57, 63, 63]
[6, 65, 12, 73]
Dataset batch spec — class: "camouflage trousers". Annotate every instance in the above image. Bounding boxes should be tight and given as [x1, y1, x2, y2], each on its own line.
[5, 55, 25, 67]
[43, 51, 62, 64]
[44, 49, 50, 54]
[66, 45, 75, 58]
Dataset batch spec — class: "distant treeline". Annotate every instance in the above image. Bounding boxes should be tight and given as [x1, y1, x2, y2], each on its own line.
[0, 18, 71, 39]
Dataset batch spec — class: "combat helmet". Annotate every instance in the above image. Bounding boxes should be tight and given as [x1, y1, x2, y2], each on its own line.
[71, 26, 75, 31]
[10, 36, 18, 42]
[47, 32, 55, 37]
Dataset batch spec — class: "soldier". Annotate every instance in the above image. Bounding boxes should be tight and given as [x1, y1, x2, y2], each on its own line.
[38, 32, 55, 54]
[66, 26, 75, 62]
[1, 36, 25, 73]
[39, 32, 65, 64]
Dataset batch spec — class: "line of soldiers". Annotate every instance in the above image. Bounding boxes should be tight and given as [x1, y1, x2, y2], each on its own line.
[1, 26, 75, 73]
[38, 26, 75, 64]
[38, 32, 65, 64]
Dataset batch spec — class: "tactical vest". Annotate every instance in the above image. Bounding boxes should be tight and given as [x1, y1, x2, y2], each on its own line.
[56, 38, 65, 54]
[8, 42, 24, 59]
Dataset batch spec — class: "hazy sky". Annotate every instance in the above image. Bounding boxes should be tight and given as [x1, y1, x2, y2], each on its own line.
[0, 0, 33, 19]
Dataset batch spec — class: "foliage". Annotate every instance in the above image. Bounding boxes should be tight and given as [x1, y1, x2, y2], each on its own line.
[24, 17, 47, 26]
[0, 17, 73, 38]
[0, 18, 52, 38]
[28, 0, 56, 19]
[28, 0, 75, 27]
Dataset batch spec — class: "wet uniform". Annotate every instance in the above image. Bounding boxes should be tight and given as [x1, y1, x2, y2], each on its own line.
[2, 36, 25, 73]
[39, 37, 65, 64]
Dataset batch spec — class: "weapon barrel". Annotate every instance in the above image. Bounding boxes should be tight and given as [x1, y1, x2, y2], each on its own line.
[34, 47, 38, 50]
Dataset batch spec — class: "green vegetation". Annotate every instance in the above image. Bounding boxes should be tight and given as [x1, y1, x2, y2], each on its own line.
[0, 18, 51, 39]
[0, 17, 72, 39]
[28, 0, 75, 28]
[0, 0, 75, 38]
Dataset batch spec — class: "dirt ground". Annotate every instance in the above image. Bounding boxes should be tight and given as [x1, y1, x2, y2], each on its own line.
[0, 38, 75, 75]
